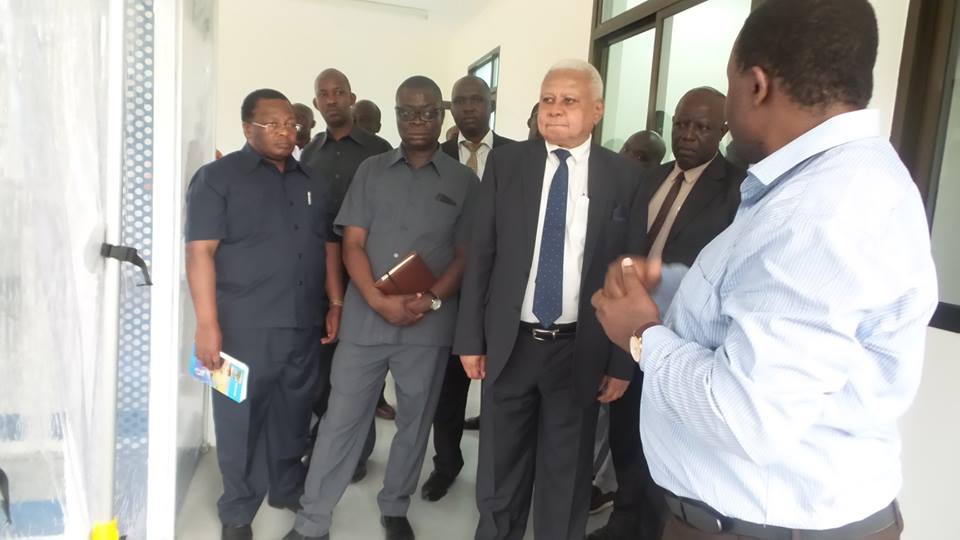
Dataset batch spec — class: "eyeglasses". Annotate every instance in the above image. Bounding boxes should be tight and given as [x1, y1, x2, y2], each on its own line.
[395, 107, 443, 122]
[250, 121, 303, 134]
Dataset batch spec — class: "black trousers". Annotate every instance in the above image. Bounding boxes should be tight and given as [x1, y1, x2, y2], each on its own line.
[214, 327, 322, 526]
[604, 362, 665, 539]
[313, 340, 376, 464]
[475, 333, 598, 540]
[430, 353, 472, 478]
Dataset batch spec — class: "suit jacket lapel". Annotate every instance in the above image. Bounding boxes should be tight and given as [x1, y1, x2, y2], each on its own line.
[668, 157, 727, 242]
[522, 143, 548, 261]
[582, 146, 611, 280]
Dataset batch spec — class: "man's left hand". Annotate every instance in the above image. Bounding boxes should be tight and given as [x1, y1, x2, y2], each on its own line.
[597, 375, 630, 403]
[322, 305, 342, 344]
[592, 257, 661, 352]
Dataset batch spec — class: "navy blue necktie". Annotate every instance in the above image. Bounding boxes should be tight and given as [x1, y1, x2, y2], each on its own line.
[532, 148, 571, 328]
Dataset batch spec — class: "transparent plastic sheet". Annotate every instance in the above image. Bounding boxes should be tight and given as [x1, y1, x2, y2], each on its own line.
[0, 0, 112, 537]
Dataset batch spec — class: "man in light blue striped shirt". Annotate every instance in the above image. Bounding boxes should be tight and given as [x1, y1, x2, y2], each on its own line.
[593, 1, 938, 538]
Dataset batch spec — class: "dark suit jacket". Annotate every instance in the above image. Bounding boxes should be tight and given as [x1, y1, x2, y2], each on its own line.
[628, 155, 745, 267]
[440, 132, 516, 162]
[453, 140, 642, 406]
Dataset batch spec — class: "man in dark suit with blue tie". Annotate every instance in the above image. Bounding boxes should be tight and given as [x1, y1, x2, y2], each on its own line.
[454, 59, 642, 540]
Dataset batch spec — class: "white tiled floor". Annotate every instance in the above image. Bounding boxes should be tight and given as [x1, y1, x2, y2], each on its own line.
[176, 378, 612, 539]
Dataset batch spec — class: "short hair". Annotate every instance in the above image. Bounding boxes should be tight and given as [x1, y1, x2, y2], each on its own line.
[241, 88, 288, 122]
[734, 0, 877, 109]
[453, 75, 491, 95]
[396, 75, 443, 103]
[545, 59, 604, 101]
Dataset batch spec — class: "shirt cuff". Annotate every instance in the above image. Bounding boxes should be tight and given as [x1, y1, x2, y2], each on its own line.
[639, 324, 681, 373]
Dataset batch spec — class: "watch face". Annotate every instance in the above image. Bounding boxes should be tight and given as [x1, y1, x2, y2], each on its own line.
[629, 335, 642, 363]
[431, 298, 442, 311]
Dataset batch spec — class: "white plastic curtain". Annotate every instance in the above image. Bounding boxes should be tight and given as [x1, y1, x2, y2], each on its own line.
[0, 1, 113, 536]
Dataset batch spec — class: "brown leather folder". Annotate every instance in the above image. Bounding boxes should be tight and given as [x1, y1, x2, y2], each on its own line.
[374, 251, 436, 295]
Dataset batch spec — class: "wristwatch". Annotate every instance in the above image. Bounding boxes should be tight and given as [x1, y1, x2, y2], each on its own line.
[629, 323, 660, 363]
[426, 290, 442, 311]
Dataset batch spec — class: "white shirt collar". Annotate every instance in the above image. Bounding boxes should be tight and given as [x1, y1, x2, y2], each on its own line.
[748, 109, 880, 186]
[459, 129, 494, 149]
[545, 134, 592, 164]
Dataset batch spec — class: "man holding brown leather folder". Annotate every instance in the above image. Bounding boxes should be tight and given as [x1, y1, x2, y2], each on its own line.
[288, 75, 477, 540]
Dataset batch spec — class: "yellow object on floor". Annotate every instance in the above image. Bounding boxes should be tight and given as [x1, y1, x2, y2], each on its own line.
[91, 518, 119, 540]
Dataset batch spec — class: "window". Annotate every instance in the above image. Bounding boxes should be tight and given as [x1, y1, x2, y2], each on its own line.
[468, 47, 500, 129]
[893, 0, 960, 332]
[592, 0, 756, 156]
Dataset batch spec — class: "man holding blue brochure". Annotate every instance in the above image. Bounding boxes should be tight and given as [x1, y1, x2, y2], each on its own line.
[185, 88, 340, 540]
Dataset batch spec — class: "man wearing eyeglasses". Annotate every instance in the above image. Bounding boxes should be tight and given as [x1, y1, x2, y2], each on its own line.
[287, 76, 477, 540]
[300, 68, 395, 484]
[185, 89, 334, 540]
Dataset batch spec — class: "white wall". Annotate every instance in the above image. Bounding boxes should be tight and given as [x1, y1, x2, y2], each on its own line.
[215, 0, 464, 152]
[215, 0, 592, 152]
[431, 0, 593, 142]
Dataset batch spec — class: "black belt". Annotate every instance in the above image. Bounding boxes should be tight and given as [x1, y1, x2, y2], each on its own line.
[519, 322, 577, 341]
[664, 492, 898, 540]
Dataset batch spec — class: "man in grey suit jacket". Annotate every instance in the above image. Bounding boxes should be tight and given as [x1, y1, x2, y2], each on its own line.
[454, 60, 642, 540]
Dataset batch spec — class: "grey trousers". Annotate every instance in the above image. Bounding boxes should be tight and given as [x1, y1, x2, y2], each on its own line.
[295, 341, 449, 537]
[214, 327, 321, 526]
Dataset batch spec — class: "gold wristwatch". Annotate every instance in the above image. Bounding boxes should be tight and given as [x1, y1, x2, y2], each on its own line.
[629, 323, 660, 363]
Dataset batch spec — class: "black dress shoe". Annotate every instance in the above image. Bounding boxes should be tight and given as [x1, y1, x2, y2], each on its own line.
[381, 515, 415, 540]
[351, 461, 368, 483]
[221, 524, 252, 540]
[420, 470, 455, 502]
[268, 499, 302, 512]
[281, 528, 329, 540]
[463, 415, 480, 431]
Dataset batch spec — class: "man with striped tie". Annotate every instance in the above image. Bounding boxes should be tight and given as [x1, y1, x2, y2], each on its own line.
[455, 59, 642, 540]
[422, 75, 517, 503]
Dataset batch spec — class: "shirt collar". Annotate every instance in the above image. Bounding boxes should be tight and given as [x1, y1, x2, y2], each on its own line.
[458, 129, 494, 149]
[671, 153, 717, 184]
[239, 143, 302, 173]
[747, 109, 880, 186]
[388, 143, 444, 172]
[545, 134, 592, 164]
[319, 124, 367, 148]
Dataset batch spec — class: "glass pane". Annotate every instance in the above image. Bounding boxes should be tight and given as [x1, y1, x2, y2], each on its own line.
[654, 0, 752, 162]
[930, 30, 960, 306]
[601, 0, 649, 22]
[472, 60, 493, 88]
[600, 29, 656, 152]
[491, 55, 500, 88]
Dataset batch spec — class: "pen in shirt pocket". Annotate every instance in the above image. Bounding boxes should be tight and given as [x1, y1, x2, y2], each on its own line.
[307, 191, 312, 206]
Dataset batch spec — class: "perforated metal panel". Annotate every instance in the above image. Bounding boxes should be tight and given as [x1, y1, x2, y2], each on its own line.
[114, 0, 154, 537]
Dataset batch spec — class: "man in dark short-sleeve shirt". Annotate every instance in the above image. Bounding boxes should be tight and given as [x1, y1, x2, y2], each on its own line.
[185, 89, 336, 540]
[287, 76, 477, 540]
[299, 68, 394, 480]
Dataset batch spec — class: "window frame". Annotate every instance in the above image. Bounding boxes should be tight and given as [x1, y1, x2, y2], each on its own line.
[892, 0, 960, 332]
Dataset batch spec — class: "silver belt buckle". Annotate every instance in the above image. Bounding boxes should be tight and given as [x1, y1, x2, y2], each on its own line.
[531, 328, 557, 342]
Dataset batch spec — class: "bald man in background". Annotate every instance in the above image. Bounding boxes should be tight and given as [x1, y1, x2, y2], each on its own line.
[619, 130, 666, 171]
[353, 99, 383, 135]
